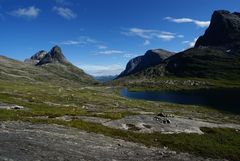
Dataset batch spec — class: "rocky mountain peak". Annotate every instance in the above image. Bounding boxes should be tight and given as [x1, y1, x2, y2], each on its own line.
[195, 10, 240, 48]
[30, 50, 47, 60]
[36, 46, 68, 66]
[24, 50, 47, 64]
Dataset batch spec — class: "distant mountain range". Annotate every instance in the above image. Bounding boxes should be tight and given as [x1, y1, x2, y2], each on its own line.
[116, 10, 240, 81]
[94, 75, 117, 83]
[1, 10, 240, 87]
[0, 46, 96, 85]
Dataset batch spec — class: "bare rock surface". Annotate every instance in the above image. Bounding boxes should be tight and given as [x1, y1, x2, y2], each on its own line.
[0, 103, 24, 110]
[0, 121, 224, 161]
[103, 115, 240, 134]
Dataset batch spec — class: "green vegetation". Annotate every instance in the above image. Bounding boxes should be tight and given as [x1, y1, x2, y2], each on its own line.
[1, 113, 240, 160]
[0, 55, 97, 85]
[111, 47, 240, 91]
[0, 80, 240, 160]
[112, 76, 240, 91]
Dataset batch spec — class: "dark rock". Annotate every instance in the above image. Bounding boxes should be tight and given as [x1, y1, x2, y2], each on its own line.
[12, 105, 24, 110]
[166, 119, 171, 124]
[24, 50, 47, 64]
[37, 46, 69, 66]
[30, 50, 47, 60]
[195, 10, 240, 48]
[116, 49, 174, 78]
[157, 113, 166, 117]
[153, 116, 171, 124]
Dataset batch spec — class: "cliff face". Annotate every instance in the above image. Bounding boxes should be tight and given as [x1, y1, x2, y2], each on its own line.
[195, 10, 240, 48]
[117, 10, 240, 81]
[37, 46, 69, 66]
[117, 49, 174, 78]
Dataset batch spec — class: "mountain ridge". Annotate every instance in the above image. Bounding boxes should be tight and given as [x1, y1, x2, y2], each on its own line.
[113, 10, 240, 85]
[116, 49, 174, 79]
[0, 46, 97, 85]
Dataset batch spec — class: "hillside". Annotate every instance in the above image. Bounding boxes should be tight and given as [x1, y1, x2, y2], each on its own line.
[116, 49, 174, 79]
[0, 46, 97, 85]
[113, 10, 240, 89]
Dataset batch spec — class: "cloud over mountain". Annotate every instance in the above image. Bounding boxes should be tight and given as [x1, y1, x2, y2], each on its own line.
[165, 17, 210, 27]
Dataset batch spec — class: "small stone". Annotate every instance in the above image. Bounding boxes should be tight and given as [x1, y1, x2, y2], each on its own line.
[11, 105, 24, 110]
[157, 113, 166, 117]
[166, 119, 171, 124]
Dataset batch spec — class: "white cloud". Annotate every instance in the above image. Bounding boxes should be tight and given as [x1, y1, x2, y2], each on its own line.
[59, 40, 83, 45]
[182, 38, 198, 48]
[194, 21, 210, 28]
[165, 17, 210, 28]
[57, 37, 98, 45]
[96, 50, 125, 55]
[143, 40, 150, 46]
[53, 6, 77, 20]
[10, 6, 40, 19]
[189, 38, 198, 47]
[122, 28, 176, 41]
[77, 64, 124, 76]
[98, 45, 108, 49]
[177, 35, 184, 38]
[156, 34, 175, 41]
[123, 53, 139, 58]
[182, 40, 190, 44]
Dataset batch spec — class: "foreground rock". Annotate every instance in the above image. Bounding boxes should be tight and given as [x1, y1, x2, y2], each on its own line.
[40, 114, 240, 134]
[0, 103, 24, 110]
[0, 121, 224, 161]
[103, 115, 240, 134]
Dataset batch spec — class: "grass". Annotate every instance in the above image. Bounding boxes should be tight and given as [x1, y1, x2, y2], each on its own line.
[114, 76, 240, 92]
[0, 80, 240, 160]
[2, 115, 239, 161]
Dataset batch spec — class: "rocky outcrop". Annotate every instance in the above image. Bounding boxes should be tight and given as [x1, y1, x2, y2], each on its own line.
[24, 50, 47, 64]
[37, 46, 69, 66]
[195, 10, 240, 48]
[117, 49, 174, 78]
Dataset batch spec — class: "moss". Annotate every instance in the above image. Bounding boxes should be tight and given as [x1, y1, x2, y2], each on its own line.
[0, 80, 240, 160]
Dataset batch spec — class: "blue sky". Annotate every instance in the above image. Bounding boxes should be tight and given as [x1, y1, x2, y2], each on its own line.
[0, 0, 239, 76]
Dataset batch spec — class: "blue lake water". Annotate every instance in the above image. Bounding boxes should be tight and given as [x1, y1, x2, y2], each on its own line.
[120, 88, 240, 114]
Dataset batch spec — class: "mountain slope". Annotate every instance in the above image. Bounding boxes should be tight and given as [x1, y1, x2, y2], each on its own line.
[0, 46, 97, 85]
[195, 10, 240, 48]
[116, 10, 240, 82]
[116, 49, 174, 79]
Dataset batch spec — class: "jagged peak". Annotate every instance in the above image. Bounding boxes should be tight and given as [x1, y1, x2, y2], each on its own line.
[23, 46, 69, 66]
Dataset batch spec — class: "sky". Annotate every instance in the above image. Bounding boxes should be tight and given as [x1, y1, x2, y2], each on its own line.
[0, 0, 239, 76]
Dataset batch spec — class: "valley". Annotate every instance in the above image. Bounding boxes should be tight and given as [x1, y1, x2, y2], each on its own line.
[0, 6, 240, 161]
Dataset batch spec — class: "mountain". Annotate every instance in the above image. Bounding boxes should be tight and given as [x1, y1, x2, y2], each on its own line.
[116, 49, 174, 79]
[195, 10, 240, 48]
[37, 46, 69, 66]
[115, 10, 240, 82]
[24, 50, 47, 64]
[94, 75, 117, 83]
[0, 46, 97, 85]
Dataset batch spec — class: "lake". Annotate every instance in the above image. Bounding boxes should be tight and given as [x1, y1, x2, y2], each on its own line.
[120, 88, 240, 114]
